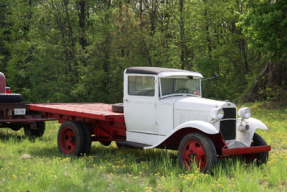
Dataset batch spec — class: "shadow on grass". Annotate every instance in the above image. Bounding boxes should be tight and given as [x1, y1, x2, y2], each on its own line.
[0, 131, 26, 141]
[0, 131, 47, 143]
[28, 146, 63, 158]
[27, 143, 181, 171]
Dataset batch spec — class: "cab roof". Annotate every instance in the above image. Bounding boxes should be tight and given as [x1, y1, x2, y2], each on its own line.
[125, 67, 203, 78]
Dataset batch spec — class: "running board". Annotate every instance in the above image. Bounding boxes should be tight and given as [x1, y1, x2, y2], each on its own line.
[117, 141, 152, 149]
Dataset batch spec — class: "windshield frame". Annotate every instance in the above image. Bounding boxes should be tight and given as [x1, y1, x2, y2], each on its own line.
[159, 76, 202, 99]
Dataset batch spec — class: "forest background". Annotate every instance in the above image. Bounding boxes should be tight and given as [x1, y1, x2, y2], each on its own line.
[0, 0, 286, 104]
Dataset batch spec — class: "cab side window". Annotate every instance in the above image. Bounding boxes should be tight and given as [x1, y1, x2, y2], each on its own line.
[128, 76, 155, 96]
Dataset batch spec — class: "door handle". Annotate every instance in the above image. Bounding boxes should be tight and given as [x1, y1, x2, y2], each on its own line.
[124, 98, 128, 102]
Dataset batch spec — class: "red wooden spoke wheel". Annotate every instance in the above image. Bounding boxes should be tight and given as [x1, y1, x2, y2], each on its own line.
[57, 121, 85, 156]
[60, 127, 76, 154]
[179, 133, 217, 173]
[182, 140, 206, 170]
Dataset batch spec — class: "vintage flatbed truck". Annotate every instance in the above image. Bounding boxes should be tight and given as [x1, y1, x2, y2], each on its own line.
[5, 67, 271, 172]
[0, 72, 56, 136]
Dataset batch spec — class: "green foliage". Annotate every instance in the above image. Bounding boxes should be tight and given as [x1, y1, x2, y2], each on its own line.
[0, 0, 286, 102]
[239, 0, 287, 57]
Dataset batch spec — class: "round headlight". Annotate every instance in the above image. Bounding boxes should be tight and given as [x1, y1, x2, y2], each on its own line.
[238, 107, 251, 119]
[210, 108, 224, 120]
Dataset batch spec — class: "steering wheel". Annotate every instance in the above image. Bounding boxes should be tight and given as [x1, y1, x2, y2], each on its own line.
[175, 88, 188, 93]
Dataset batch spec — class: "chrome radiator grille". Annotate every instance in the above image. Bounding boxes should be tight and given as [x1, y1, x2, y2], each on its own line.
[220, 108, 236, 140]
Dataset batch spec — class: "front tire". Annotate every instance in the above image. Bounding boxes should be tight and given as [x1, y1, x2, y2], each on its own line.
[178, 133, 217, 173]
[57, 121, 85, 156]
[243, 133, 269, 165]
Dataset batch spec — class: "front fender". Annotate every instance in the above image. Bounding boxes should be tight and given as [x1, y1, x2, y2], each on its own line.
[144, 120, 219, 149]
[175, 120, 219, 134]
[236, 118, 268, 147]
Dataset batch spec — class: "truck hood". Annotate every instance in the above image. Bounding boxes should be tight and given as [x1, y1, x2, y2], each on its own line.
[174, 97, 236, 111]
[163, 96, 237, 129]
[160, 96, 236, 111]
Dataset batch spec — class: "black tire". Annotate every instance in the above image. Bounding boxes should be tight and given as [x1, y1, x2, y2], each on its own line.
[24, 122, 46, 137]
[10, 123, 22, 131]
[57, 121, 85, 156]
[77, 121, 92, 155]
[178, 133, 217, 173]
[243, 133, 269, 165]
[0, 93, 23, 103]
[99, 141, 111, 146]
[112, 103, 124, 113]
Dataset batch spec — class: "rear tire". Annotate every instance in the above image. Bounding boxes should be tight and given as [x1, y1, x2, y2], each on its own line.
[57, 121, 85, 156]
[10, 123, 22, 131]
[77, 121, 92, 155]
[24, 122, 46, 137]
[0, 93, 23, 103]
[178, 133, 217, 173]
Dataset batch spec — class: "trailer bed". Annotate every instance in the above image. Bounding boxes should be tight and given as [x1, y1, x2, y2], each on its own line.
[29, 103, 124, 121]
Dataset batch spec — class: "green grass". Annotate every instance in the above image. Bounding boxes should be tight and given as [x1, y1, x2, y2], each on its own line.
[0, 102, 287, 191]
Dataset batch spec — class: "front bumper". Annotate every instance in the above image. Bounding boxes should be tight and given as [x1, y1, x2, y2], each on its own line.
[220, 145, 271, 156]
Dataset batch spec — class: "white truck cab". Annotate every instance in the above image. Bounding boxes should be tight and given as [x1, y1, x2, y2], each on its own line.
[120, 67, 270, 172]
[124, 67, 203, 144]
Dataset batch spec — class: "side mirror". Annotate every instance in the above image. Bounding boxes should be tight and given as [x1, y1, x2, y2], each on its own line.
[201, 72, 218, 82]
[202, 72, 218, 96]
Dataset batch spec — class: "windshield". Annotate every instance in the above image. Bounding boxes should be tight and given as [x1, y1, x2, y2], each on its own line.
[160, 77, 201, 97]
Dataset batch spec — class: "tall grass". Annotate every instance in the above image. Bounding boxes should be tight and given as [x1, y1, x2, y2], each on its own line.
[0, 102, 286, 191]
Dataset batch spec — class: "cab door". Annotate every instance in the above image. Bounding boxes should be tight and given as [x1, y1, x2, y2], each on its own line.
[124, 75, 157, 135]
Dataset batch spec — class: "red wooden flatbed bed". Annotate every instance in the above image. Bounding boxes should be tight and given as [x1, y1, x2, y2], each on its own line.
[28, 103, 127, 153]
[29, 103, 124, 122]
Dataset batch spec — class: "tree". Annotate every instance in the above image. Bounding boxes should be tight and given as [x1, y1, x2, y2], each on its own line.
[0, 0, 10, 74]
[239, 0, 287, 58]
[238, 0, 287, 101]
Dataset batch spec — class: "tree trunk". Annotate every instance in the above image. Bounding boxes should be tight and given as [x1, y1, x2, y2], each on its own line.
[79, 0, 87, 50]
[179, 0, 185, 69]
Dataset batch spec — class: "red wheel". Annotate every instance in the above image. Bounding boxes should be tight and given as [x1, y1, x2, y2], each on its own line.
[57, 121, 85, 156]
[182, 140, 207, 170]
[179, 133, 217, 173]
[60, 127, 76, 154]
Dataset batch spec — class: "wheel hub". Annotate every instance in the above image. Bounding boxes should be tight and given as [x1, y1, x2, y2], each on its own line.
[182, 140, 206, 170]
[60, 127, 76, 154]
